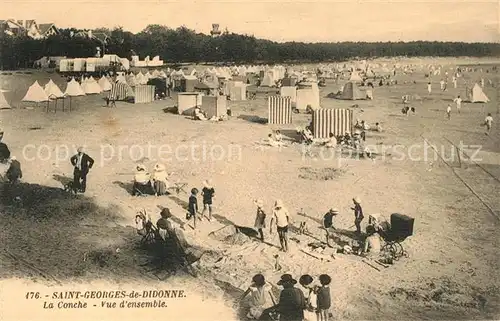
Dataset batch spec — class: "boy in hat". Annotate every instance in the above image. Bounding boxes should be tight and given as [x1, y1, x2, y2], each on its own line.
[270, 199, 290, 252]
[201, 180, 215, 221]
[323, 209, 338, 247]
[188, 188, 199, 228]
[351, 197, 364, 234]
[254, 199, 266, 242]
[316, 274, 332, 321]
[277, 274, 306, 321]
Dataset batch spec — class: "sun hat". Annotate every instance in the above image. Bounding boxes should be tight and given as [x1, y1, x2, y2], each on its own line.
[274, 199, 284, 208]
[203, 179, 212, 188]
[353, 197, 361, 204]
[77, 146, 84, 153]
[330, 208, 339, 215]
[277, 274, 297, 286]
[254, 199, 264, 208]
[160, 208, 172, 219]
[10, 156, 16, 161]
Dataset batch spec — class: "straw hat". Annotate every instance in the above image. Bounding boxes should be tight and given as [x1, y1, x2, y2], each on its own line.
[353, 197, 361, 204]
[10, 156, 16, 161]
[329, 208, 339, 215]
[277, 274, 297, 286]
[203, 179, 212, 188]
[274, 199, 284, 208]
[254, 199, 264, 208]
[160, 208, 172, 219]
[154, 163, 166, 172]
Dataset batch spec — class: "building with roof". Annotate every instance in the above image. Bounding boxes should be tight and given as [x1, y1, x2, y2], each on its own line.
[0, 19, 59, 39]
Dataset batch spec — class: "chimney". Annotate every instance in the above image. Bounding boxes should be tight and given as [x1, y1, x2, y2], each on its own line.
[88, 30, 92, 38]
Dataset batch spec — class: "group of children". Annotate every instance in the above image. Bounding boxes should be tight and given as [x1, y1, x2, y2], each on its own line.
[240, 273, 332, 321]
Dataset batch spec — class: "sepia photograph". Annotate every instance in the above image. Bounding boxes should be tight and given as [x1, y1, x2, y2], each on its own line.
[0, 0, 499, 320]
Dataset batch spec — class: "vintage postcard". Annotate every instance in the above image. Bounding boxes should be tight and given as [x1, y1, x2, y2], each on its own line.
[0, 0, 499, 320]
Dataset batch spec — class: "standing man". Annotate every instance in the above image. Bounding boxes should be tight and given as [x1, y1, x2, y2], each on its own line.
[484, 113, 493, 134]
[70, 147, 94, 193]
[270, 199, 290, 252]
[453, 95, 462, 114]
[446, 104, 452, 120]
[351, 197, 364, 234]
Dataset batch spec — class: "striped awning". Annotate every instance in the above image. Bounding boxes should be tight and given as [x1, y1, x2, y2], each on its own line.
[312, 108, 353, 138]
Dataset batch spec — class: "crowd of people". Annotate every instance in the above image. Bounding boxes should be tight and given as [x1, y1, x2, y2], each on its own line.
[240, 273, 332, 321]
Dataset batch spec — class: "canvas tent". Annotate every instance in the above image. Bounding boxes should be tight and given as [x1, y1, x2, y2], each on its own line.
[65, 78, 86, 96]
[82, 77, 102, 94]
[469, 83, 489, 103]
[339, 82, 364, 100]
[22, 81, 49, 102]
[98, 76, 112, 91]
[0, 91, 11, 109]
[349, 70, 363, 82]
[44, 80, 65, 98]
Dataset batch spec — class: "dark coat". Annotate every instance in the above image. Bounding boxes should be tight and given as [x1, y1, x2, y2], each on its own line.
[70, 153, 94, 174]
[6, 159, 22, 181]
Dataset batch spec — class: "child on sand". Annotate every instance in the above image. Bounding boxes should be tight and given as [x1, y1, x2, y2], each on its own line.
[187, 188, 199, 228]
[253, 199, 266, 242]
[317, 274, 332, 321]
[299, 274, 318, 321]
[484, 113, 493, 134]
[446, 104, 452, 120]
[240, 274, 275, 320]
[201, 180, 215, 221]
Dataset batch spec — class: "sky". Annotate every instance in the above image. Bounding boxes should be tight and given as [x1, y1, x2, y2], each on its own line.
[1, 0, 498, 43]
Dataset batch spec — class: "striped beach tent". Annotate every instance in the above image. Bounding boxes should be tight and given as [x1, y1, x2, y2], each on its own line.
[109, 82, 135, 101]
[268, 96, 292, 125]
[312, 108, 353, 138]
[134, 85, 155, 104]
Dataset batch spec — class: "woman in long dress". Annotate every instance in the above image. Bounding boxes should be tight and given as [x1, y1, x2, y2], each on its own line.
[151, 163, 169, 196]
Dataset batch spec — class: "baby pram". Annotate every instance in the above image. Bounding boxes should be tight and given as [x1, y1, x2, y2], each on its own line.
[373, 213, 414, 260]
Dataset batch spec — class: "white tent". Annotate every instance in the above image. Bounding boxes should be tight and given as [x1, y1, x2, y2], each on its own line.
[0, 91, 11, 109]
[349, 70, 363, 82]
[44, 79, 65, 98]
[98, 76, 112, 91]
[65, 78, 86, 96]
[82, 77, 102, 94]
[22, 81, 49, 102]
[126, 73, 138, 87]
[470, 83, 489, 103]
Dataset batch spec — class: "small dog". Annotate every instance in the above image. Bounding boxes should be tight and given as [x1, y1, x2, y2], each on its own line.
[64, 181, 78, 195]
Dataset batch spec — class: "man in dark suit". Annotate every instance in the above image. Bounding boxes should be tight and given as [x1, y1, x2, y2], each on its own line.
[70, 147, 94, 193]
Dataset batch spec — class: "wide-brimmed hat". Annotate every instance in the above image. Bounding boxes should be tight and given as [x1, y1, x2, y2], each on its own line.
[353, 197, 361, 204]
[274, 199, 284, 208]
[329, 208, 339, 215]
[154, 163, 166, 172]
[10, 156, 16, 161]
[160, 208, 172, 219]
[277, 274, 297, 286]
[254, 199, 264, 207]
[203, 179, 212, 188]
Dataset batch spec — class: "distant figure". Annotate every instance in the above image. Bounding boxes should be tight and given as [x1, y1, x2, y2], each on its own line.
[253, 199, 266, 242]
[325, 133, 337, 148]
[440, 79, 445, 91]
[484, 113, 493, 134]
[427, 82, 432, 94]
[453, 95, 462, 114]
[6, 156, 22, 183]
[187, 188, 200, 228]
[270, 199, 290, 252]
[201, 180, 215, 221]
[151, 163, 169, 196]
[375, 122, 383, 132]
[351, 197, 364, 234]
[70, 147, 94, 193]
[446, 104, 452, 120]
[452, 76, 457, 88]
[323, 208, 338, 247]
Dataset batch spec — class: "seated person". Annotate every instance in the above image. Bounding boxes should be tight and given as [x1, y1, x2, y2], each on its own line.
[362, 225, 382, 257]
[193, 106, 207, 121]
[354, 119, 362, 129]
[303, 127, 314, 143]
[267, 134, 284, 147]
[375, 122, 383, 132]
[156, 208, 175, 241]
[6, 156, 22, 183]
[341, 132, 352, 146]
[274, 130, 284, 143]
[361, 120, 370, 131]
[133, 164, 153, 196]
[151, 163, 169, 196]
[325, 133, 337, 148]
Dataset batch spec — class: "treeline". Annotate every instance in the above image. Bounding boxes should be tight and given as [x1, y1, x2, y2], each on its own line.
[1, 24, 499, 69]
